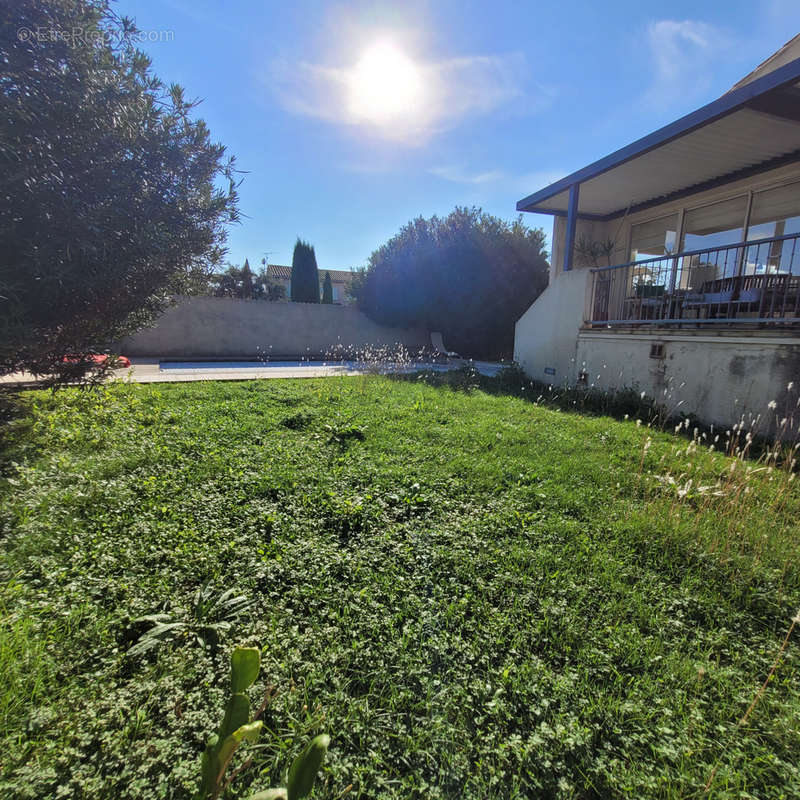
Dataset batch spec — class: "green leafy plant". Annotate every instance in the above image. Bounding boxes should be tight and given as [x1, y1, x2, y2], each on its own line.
[354, 207, 549, 359]
[197, 646, 330, 800]
[574, 234, 616, 267]
[324, 423, 366, 448]
[128, 584, 253, 657]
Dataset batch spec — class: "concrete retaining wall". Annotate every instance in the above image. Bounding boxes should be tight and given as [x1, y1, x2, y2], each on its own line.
[575, 330, 800, 430]
[514, 268, 800, 430]
[120, 297, 429, 358]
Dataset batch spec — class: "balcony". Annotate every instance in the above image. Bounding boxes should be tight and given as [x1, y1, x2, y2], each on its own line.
[587, 232, 800, 329]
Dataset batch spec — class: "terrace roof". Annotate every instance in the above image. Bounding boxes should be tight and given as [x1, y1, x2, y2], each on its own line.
[517, 47, 800, 221]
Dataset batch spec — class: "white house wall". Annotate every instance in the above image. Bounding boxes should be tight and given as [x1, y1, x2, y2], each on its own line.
[515, 160, 800, 429]
[513, 269, 590, 385]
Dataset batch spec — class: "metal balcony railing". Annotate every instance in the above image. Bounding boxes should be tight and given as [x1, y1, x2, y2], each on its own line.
[587, 232, 800, 327]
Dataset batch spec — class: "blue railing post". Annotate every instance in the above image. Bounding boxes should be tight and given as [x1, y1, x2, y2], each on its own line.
[563, 183, 580, 272]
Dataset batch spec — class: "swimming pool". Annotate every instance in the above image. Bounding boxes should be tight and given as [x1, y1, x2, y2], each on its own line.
[159, 360, 357, 370]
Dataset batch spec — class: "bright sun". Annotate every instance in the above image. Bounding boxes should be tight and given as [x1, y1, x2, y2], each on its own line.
[347, 41, 422, 124]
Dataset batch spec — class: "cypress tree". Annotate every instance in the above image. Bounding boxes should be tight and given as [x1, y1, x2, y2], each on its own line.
[322, 271, 333, 303]
[240, 259, 254, 299]
[290, 239, 320, 303]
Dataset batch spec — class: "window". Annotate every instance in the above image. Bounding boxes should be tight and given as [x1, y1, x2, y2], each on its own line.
[629, 214, 678, 261]
[629, 214, 678, 288]
[681, 195, 748, 251]
[745, 181, 800, 274]
[680, 195, 748, 280]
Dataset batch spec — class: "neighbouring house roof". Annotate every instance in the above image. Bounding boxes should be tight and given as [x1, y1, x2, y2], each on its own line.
[728, 33, 800, 92]
[517, 43, 800, 220]
[266, 265, 354, 282]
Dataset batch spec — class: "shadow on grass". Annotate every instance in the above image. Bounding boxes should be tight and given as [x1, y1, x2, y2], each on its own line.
[391, 363, 798, 461]
[392, 363, 663, 422]
[0, 388, 35, 476]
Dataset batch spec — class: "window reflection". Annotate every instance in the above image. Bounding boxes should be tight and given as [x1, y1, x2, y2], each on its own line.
[745, 182, 800, 274]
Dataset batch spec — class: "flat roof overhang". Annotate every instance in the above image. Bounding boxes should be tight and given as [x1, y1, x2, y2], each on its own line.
[517, 56, 800, 221]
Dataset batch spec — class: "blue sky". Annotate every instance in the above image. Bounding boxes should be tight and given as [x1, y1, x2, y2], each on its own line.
[117, 0, 800, 270]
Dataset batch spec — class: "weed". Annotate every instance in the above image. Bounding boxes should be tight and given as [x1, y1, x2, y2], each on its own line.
[127, 583, 253, 657]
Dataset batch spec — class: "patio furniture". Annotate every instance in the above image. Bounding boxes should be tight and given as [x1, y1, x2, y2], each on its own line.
[758, 274, 792, 318]
[623, 283, 666, 321]
[683, 277, 741, 319]
[430, 331, 461, 360]
[680, 274, 800, 320]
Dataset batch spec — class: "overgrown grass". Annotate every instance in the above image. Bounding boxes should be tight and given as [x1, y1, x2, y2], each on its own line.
[1, 375, 799, 799]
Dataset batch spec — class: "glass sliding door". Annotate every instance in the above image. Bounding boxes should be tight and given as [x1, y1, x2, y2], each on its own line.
[679, 195, 748, 288]
[745, 181, 800, 275]
[629, 213, 678, 289]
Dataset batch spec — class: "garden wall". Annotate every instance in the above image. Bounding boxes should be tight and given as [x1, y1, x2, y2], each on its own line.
[120, 297, 429, 358]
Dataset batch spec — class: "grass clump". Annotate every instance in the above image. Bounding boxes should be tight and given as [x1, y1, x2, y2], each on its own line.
[0, 376, 799, 798]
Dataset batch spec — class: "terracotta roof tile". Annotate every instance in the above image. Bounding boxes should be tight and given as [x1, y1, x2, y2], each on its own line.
[266, 265, 355, 282]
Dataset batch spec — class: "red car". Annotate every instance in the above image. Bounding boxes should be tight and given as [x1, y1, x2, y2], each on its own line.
[62, 354, 131, 368]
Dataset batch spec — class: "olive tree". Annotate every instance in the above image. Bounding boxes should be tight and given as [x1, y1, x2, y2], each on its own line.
[0, 0, 239, 383]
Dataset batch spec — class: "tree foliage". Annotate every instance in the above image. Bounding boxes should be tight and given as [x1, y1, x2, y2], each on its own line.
[290, 239, 319, 303]
[353, 207, 549, 359]
[0, 0, 239, 383]
[240, 258, 254, 299]
[209, 262, 285, 301]
[321, 271, 333, 304]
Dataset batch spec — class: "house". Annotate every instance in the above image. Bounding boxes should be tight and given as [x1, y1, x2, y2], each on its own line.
[266, 265, 356, 304]
[514, 36, 800, 429]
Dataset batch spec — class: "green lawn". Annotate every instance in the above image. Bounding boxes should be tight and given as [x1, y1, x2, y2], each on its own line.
[1, 374, 799, 799]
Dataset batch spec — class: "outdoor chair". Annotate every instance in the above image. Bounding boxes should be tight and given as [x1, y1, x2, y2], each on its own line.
[623, 283, 666, 321]
[430, 331, 461, 361]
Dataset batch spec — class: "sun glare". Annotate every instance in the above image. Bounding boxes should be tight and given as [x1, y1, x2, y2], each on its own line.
[347, 41, 422, 125]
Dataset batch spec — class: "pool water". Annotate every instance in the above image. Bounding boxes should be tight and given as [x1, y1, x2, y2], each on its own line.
[159, 360, 357, 370]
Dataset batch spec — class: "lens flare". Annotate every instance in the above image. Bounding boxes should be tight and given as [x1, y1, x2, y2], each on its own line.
[347, 41, 422, 124]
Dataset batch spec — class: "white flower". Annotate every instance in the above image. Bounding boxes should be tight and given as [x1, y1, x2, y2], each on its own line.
[768, 400, 777, 410]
